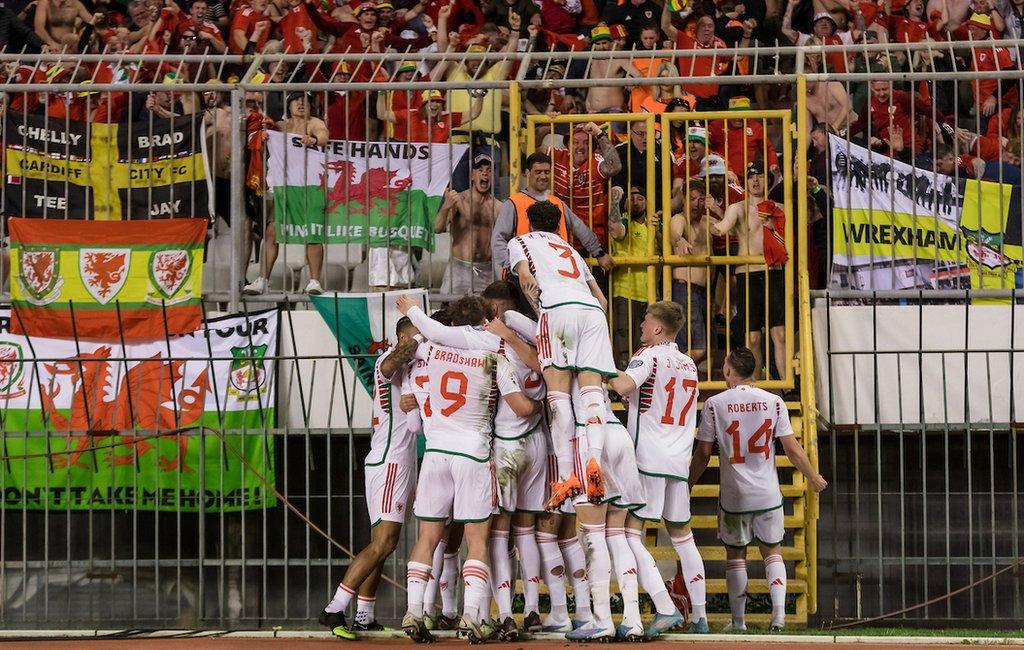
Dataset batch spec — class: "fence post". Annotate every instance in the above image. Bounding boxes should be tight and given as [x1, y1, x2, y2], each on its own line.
[230, 87, 245, 311]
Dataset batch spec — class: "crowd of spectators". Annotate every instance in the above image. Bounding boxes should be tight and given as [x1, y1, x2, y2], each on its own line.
[2, 0, 1024, 379]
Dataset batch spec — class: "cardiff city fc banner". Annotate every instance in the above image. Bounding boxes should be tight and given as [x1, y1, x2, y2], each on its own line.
[9, 217, 206, 339]
[310, 289, 427, 394]
[0, 308, 278, 511]
[829, 135, 1023, 291]
[266, 134, 468, 251]
[3, 113, 212, 221]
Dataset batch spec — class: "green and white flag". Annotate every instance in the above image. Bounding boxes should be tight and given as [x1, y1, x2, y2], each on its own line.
[266, 134, 468, 252]
[310, 289, 428, 394]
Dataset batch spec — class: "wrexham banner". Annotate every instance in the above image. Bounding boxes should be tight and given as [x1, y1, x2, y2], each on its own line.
[9, 217, 206, 339]
[3, 113, 212, 221]
[0, 308, 278, 511]
[310, 289, 427, 393]
[829, 135, 1023, 292]
[266, 134, 468, 251]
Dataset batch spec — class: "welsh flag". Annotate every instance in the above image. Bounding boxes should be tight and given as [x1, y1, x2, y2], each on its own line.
[9, 217, 206, 339]
[309, 289, 428, 394]
[266, 134, 468, 252]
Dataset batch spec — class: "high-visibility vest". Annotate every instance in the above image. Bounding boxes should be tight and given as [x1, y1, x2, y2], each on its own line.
[510, 192, 570, 242]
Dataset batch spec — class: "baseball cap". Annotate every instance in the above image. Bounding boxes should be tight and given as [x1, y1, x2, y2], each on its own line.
[746, 160, 765, 176]
[286, 90, 310, 104]
[422, 89, 444, 103]
[354, 1, 377, 14]
[375, 0, 393, 8]
[812, 11, 837, 29]
[591, 25, 612, 42]
[397, 60, 417, 73]
[686, 125, 708, 145]
[697, 154, 727, 177]
[472, 153, 493, 169]
[466, 43, 487, 53]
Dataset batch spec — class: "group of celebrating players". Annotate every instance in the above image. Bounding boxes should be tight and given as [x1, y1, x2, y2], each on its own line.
[317, 200, 828, 643]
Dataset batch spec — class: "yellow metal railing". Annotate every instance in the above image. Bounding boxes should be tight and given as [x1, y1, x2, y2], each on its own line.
[510, 83, 819, 624]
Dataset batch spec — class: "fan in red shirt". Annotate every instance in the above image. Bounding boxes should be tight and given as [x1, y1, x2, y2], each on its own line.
[549, 121, 623, 249]
[782, 2, 853, 73]
[324, 61, 373, 141]
[708, 95, 780, 179]
[420, 0, 483, 33]
[228, 0, 273, 54]
[889, 0, 942, 43]
[384, 90, 476, 143]
[174, 0, 227, 52]
[663, 10, 731, 100]
[956, 13, 1017, 119]
[852, 79, 939, 157]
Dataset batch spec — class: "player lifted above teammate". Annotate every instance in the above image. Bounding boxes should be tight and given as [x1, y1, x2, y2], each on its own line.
[690, 348, 827, 632]
[508, 200, 618, 510]
[608, 301, 707, 638]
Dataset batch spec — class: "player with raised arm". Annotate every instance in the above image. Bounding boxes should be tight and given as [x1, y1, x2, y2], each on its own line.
[508, 200, 618, 510]
[689, 348, 827, 632]
[398, 296, 540, 644]
[607, 301, 706, 638]
[320, 317, 420, 640]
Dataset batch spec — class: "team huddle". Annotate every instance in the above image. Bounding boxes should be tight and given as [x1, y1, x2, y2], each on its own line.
[318, 200, 828, 643]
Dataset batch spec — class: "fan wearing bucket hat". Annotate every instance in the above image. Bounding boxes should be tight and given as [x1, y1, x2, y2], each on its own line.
[710, 160, 787, 380]
[708, 96, 780, 178]
[377, 60, 423, 140]
[383, 89, 484, 144]
[675, 126, 721, 181]
[781, 0, 853, 73]
[957, 12, 1014, 118]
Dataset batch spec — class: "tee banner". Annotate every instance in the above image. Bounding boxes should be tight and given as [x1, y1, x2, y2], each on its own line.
[3, 113, 212, 221]
[266, 133, 468, 251]
[310, 289, 427, 394]
[9, 217, 206, 339]
[0, 308, 278, 512]
[829, 135, 1023, 293]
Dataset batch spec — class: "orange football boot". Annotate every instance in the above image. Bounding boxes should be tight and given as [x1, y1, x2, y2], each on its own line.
[585, 458, 605, 503]
[546, 473, 583, 511]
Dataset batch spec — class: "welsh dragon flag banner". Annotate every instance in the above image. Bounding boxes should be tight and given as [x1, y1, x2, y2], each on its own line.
[0, 308, 278, 511]
[266, 133, 467, 251]
[310, 289, 427, 394]
[9, 217, 206, 339]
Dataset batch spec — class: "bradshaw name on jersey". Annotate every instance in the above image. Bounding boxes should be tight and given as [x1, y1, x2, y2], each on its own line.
[411, 342, 522, 462]
[507, 231, 600, 310]
[366, 349, 413, 466]
[623, 342, 699, 480]
[696, 384, 794, 514]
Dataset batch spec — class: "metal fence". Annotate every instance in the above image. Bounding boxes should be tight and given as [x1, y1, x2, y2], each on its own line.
[1, 45, 1023, 628]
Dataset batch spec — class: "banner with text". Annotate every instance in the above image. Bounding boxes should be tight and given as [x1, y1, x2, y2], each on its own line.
[0, 309, 278, 511]
[829, 135, 1023, 291]
[3, 114, 212, 221]
[266, 134, 467, 251]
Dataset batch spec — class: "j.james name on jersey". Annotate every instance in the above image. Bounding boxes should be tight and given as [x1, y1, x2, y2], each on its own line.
[432, 348, 488, 368]
[727, 401, 771, 413]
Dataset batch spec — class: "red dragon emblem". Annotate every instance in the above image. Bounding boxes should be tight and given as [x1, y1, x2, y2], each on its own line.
[150, 249, 192, 298]
[40, 346, 210, 472]
[79, 249, 130, 304]
[320, 160, 412, 216]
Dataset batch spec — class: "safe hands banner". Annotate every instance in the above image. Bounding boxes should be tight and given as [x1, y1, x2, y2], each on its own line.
[829, 135, 1022, 291]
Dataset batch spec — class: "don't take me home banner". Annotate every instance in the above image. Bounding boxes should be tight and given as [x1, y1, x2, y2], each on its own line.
[829, 135, 1023, 292]
[0, 309, 278, 511]
[3, 114, 212, 221]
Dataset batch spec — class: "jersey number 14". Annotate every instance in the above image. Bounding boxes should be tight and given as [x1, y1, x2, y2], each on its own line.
[726, 418, 773, 465]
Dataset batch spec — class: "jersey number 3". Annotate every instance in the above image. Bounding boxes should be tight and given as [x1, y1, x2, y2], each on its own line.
[725, 418, 773, 464]
[548, 241, 581, 279]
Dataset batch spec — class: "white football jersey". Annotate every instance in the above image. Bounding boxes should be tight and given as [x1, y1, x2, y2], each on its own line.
[365, 349, 414, 466]
[623, 341, 700, 480]
[696, 384, 793, 513]
[412, 342, 522, 461]
[494, 344, 544, 441]
[507, 231, 599, 310]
